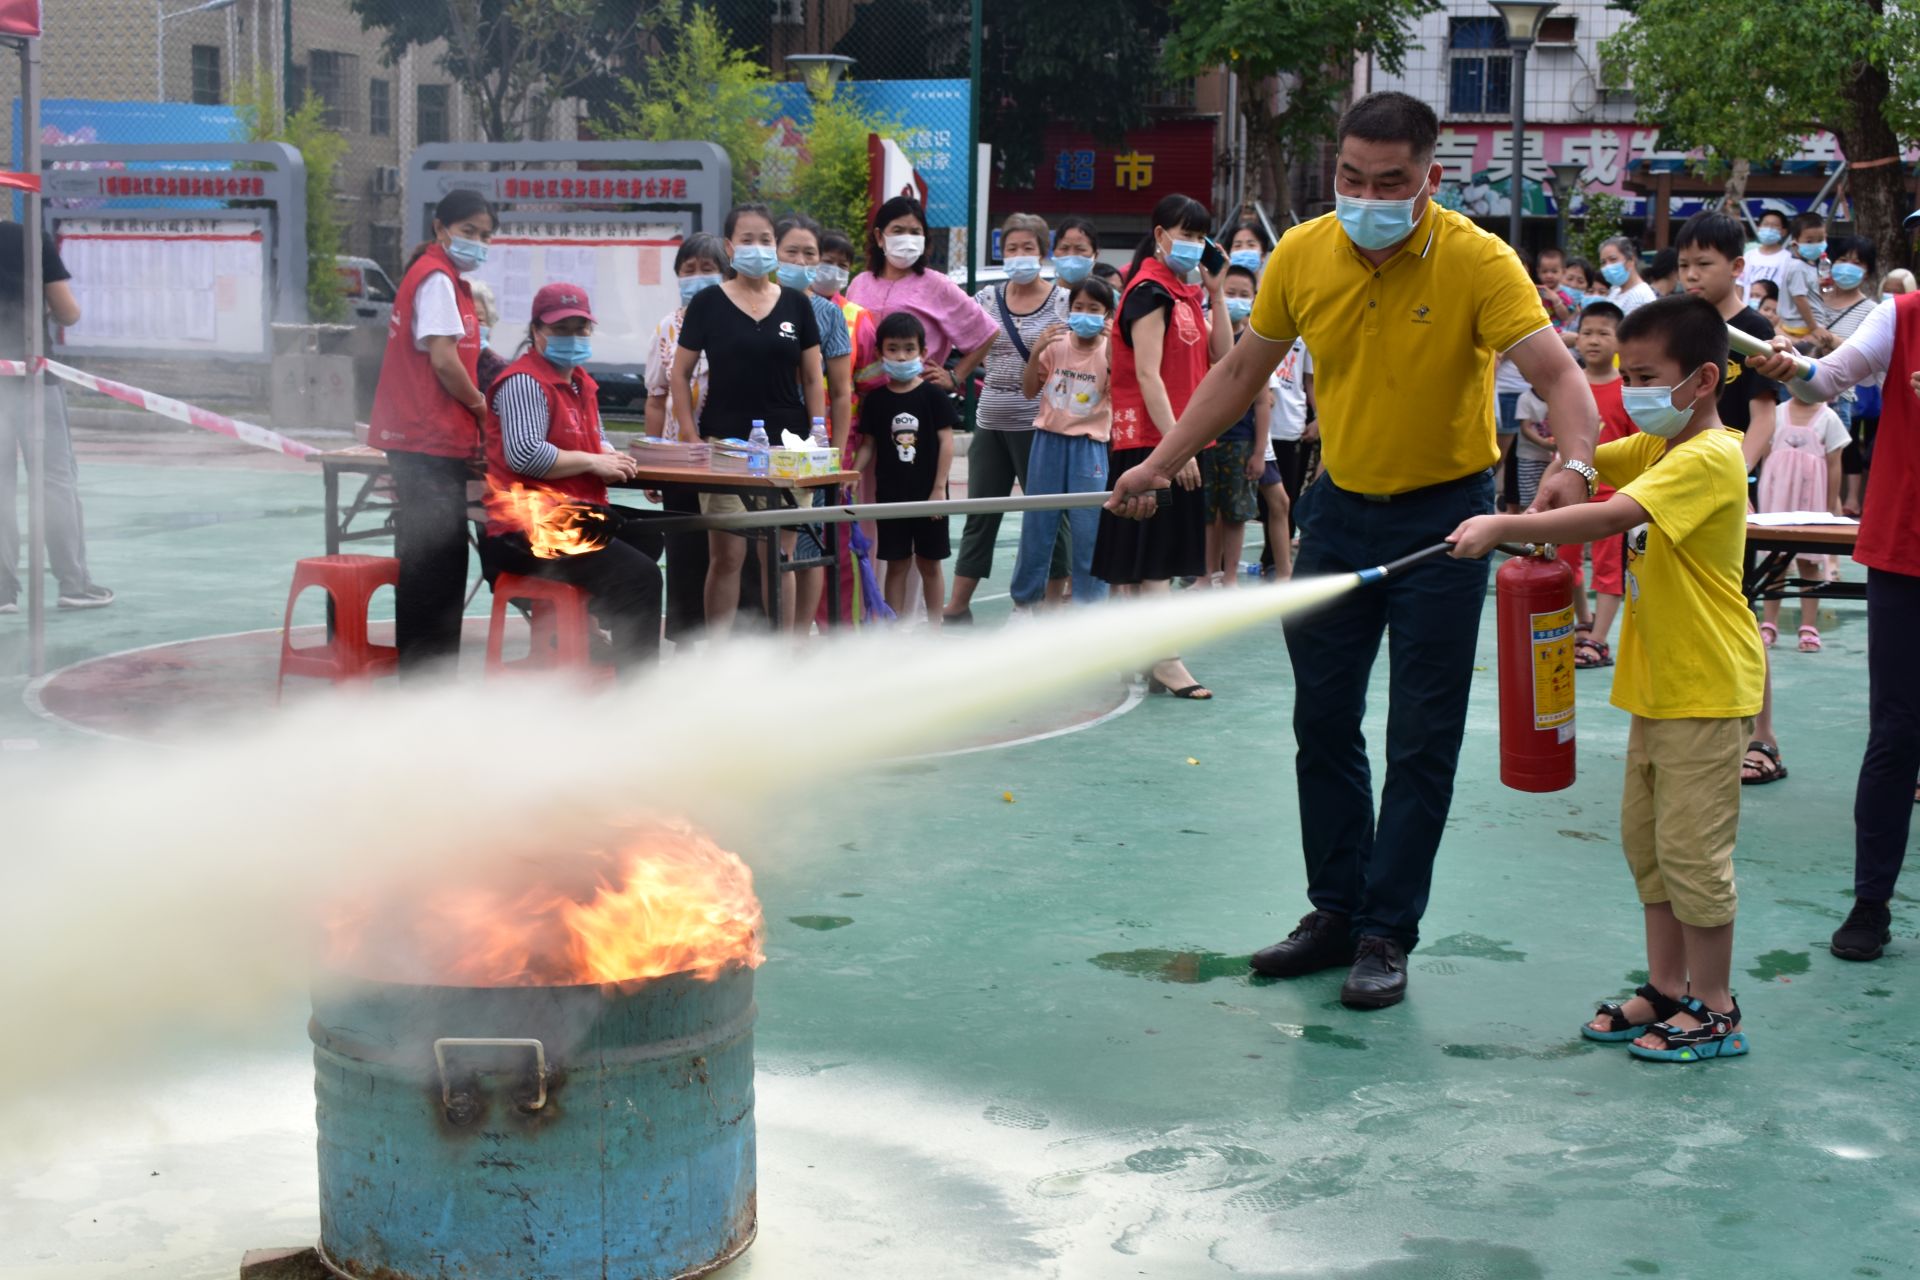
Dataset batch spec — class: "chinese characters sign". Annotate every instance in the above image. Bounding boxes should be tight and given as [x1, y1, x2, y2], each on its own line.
[497, 174, 689, 202]
[995, 120, 1215, 215]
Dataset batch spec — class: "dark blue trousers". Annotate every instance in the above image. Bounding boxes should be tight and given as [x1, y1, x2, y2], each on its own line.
[1855, 567, 1920, 902]
[1280, 472, 1495, 949]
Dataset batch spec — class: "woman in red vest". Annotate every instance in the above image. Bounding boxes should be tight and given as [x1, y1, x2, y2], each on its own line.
[482, 282, 662, 670]
[1092, 193, 1234, 698]
[367, 189, 496, 677]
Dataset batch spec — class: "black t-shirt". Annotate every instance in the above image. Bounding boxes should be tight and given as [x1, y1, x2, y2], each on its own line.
[677, 283, 821, 440]
[0, 223, 72, 356]
[1719, 306, 1782, 435]
[1118, 280, 1173, 349]
[861, 382, 958, 502]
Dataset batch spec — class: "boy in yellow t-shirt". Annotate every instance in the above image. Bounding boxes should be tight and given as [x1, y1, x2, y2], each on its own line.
[1447, 294, 1765, 1064]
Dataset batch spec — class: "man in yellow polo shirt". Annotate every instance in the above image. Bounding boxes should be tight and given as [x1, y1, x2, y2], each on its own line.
[1108, 92, 1600, 1010]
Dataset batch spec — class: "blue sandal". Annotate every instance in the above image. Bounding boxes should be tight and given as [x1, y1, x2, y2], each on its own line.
[1627, 997, 1749, 1063]
[1581, 983, 1683, 1042]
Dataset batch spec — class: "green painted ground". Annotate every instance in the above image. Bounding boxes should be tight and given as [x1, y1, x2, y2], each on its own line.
[2, 451, 1914, 1278]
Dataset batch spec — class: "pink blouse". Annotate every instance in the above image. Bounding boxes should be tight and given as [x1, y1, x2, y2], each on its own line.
[845, 268, 997, 371]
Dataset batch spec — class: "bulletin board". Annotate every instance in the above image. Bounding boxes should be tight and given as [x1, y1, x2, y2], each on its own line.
[51, 214, 269, 357]
[467, 219, 683, 371]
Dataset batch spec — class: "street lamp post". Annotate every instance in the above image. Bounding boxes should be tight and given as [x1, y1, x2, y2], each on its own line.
[156, 0, 238, 102]
[1549, 159, 1585, 252]
[1491, 1, 1556, 252]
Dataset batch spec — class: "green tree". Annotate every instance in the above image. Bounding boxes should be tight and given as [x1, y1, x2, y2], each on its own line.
[348, 0, 645, 141]
[783, 75, 911, 239]
[237, 79, 350, 323]
[1603, 0, 1919, 271]
[604, 4, 776, 206]
[1162, 0, 1442, 222]
[1569, 190, 1626, 267]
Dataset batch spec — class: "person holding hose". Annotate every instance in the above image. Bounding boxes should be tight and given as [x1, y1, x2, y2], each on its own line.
[1745, 207, 1920, 964]
[367, 189, 497, 677]
[1108, 93, 1599, 1009]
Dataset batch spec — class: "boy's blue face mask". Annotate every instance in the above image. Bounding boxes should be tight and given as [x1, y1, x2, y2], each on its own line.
[1621, 369, 1707, 438]
[1228, 249, 1263, 273]
[1224, 297, 1254, 322]
[1798, 240, 1827, 262]
[883, 357, 923, 382]
[1756, 226, 1784, 247]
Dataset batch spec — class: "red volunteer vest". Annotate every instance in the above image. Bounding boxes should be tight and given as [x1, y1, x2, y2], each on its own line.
[1109, 256, 1212, 452]
[483, 351, 606, 536]
[1856, 292, 1920, 577]
[368, 243, 481, 458]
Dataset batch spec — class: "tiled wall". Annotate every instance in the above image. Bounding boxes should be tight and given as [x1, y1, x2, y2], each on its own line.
[1374, 0, 1639, 126]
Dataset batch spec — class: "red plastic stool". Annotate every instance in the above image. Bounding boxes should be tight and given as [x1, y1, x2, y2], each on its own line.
[277, 555, 400, 698]
[485, 573, 614, 681]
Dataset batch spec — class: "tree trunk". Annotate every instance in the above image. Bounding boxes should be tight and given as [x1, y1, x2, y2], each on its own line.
[1240, 83, 1292, 222]
[1835, 56, 1910, 274]
[1721, 157, 1751, 210]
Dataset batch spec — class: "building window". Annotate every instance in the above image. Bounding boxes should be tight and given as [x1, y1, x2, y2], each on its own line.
[308, 50, 360, 132]
[416, 84, 450, 145]
[369, 78, 391, 137]
[288, 63, 308, 110]
[190, 45, 222, 105]
[1447, 17, 1512, 117]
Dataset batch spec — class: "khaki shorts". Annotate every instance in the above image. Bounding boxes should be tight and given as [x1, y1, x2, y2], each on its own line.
[1620, 714, 1752, 927]
[699, 492, 748, 517]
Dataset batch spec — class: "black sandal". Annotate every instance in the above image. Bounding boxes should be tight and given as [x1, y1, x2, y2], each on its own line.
[1628, 997, 1750, 1062]
[1149, 676, 1213, 700]
[1581, 983, 1683, 1042]
[1741, 740, 1787, 786]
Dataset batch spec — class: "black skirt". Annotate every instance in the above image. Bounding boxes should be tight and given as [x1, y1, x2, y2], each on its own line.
[1091, 446, 1208, 585]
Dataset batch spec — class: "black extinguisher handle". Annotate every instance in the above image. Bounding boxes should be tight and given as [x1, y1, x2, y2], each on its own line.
[1496, 541, 1558, 559]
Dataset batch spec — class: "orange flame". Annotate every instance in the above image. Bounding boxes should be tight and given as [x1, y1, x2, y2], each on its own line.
[484, 483, 612, 558]
[323, 822, 764, 986]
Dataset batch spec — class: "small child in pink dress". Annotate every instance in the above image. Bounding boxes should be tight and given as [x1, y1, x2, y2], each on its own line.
[1756, 392, 1850, 651]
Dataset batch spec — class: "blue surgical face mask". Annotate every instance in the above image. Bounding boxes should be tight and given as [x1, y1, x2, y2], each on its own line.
[1335, 182, 1426, 252]
[1225, 296, 1254, 322]
[1005, 255, 1042, 284]
[1164, 237, 1205, 275]
[1600, 260, 1631, 287]
[1830, 262, 1867, 290]
[1229, 249, 1263, 273]
[1066, 312, 1107, 340]
[882, 357, 923, 382]
[1621, 373, 1704, 438]
[1798, 240, 1827, 263]
[445, 236, 487, 272]
[1756, 226, 1784, 247]
[1563, 288, 1586, 309]
[679, 273, 722, 306]
[776, 261, 816, 290]
[732, 244, 777, 278]
[478, 324, 491, 347]
[543, 334, 592, 370]
[1054, 255, 1093, 284]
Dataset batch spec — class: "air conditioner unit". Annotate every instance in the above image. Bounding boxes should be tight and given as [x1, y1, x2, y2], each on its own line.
[371, 166, 401, 196]
[771, 0, 803, 24]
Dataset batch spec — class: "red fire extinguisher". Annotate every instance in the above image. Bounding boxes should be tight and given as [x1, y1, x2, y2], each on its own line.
[1497, 545, 1578, 792]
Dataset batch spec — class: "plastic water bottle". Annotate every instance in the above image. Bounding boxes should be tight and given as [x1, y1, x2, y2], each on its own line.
[747, 420, 769, 476]
[809, 416, 829, 447]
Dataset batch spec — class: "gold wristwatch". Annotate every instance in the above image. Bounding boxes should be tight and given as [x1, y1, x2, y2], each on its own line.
[1561, 458, 1598, 499]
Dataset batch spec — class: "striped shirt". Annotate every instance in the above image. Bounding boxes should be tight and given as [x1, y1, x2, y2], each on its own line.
[973, 282, 1067, 431]
[495, 371, 609, 477]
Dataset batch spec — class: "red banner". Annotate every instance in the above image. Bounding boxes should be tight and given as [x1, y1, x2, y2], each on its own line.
[0, 171, 39, 193]
[991, 119, 1218, 216]
[0, 0, 41, 37]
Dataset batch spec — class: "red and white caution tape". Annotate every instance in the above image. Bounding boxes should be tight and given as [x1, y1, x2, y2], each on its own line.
[0, 356, 320, 460]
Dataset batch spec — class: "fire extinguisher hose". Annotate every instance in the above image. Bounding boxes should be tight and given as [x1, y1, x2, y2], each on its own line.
[1356, 541, 1559, 584]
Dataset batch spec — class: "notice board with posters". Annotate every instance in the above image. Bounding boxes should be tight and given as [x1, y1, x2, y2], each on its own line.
[52, 214, 269, 356]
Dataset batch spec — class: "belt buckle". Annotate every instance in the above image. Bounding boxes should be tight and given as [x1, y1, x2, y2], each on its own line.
[1360, 491, 1392, 504]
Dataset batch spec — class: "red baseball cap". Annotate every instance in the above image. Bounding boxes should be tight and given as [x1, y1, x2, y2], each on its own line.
[531, 281, 594, 325]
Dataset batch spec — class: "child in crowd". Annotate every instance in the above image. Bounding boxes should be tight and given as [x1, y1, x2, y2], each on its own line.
[1512, 383, 1558, 511]
[1011, 277, 1115, 609]
[1673, 209, 1789, 786]
[1536, 246, 1577, 329]
[1748, 278, 1780, 324]
[854, 312, 958, 623]
[1776, 212, 1829, 342]
[1756, 349, 1849, 653]
[1568, 300, 1637, 668]
[813, 229, 884, 395]
[1555, 257, 1594, 347]
[1201, 265, 1268, 587]
[1645, 248, 1680, 297]
[1739, 208, 1792, 298]
[1448, 294, 1765, 1064]
[1260, 337, 1315, 580]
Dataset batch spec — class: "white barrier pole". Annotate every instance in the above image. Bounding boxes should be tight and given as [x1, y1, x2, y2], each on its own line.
[22, 33, 45, 676]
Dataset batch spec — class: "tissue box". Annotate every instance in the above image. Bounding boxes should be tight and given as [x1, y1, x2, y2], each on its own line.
[769, 446, 837, 478]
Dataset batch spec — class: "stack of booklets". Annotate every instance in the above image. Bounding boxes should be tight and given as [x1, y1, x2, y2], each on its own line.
[630, 436, 712, 468]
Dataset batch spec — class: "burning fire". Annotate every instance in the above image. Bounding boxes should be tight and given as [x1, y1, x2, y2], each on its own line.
[324, 822, 764, 986]
[485, 484, 614, 558]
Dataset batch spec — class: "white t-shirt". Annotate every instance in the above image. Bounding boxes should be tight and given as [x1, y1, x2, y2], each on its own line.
[412, 271, 465, 351]
[1494, 353, 1530, 394]
[1781, 403, 1851, 455]
[1607, 280, 1656, 315]
[1514, 388, 1555, 461]
[1739, 246, 1791, 294]
[1271, 340, 1313, 443]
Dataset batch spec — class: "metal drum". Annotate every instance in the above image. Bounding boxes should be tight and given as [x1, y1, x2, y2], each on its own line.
[309, 967, 756, 1280]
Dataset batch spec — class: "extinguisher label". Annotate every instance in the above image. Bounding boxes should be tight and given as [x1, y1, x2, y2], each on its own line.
[1530, 605, 1577, 731]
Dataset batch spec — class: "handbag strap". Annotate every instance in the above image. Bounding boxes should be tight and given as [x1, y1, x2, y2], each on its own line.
[993, 284, 1032, 363]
